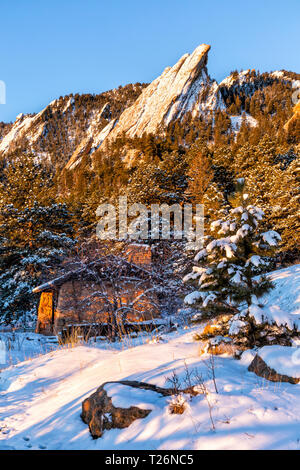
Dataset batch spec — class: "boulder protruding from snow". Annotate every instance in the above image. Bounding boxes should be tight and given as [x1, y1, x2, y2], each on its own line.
[248, 346, 300, 384]
[81, 380, 175, 438]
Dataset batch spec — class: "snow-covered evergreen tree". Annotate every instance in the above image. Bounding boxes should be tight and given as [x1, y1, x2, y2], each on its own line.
[0, 203, 75, 325]
[0, 153, 55, 209]
[184, 179, 281, 316]
[202, 182, 229, 234]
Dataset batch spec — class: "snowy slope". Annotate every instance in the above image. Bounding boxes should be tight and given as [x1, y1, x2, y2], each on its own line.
[1, 329, 300, 450]
[0, 264, 300, 450]
[249, 265, 300, 330]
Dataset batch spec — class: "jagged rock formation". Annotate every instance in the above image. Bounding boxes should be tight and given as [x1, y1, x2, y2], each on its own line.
[92, 44, 223, 147]
[66, 49, 300, 167]
[64, 44, 228, 168]
[0, 84, 145, 167]
[65, 117, 117, 170]
[1, 45, 299, 170]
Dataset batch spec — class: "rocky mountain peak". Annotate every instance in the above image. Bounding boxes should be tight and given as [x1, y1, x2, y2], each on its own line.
[0, 84, 145, 166]
[96, 44, 219, 147]
[2, 45, 298, 171]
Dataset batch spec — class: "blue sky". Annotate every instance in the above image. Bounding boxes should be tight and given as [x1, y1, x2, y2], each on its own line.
[1, 0, 299, 123]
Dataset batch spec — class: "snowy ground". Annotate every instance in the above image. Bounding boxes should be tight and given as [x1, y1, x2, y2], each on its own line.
[253, 264, 300, 330]
[0, 264, 299, 450]
[0, 332, 58, 369]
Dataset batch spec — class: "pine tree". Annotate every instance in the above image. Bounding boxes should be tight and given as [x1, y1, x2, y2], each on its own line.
[270, 157, 300, 254]
[233, 138, 281, 222]
[0, 203, 76, 325]
[184, 180, 281, 316]
[186, 147, 214, 204]
[0, 153, 55, 209]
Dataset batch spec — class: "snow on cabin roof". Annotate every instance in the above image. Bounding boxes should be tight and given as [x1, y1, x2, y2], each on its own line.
[32, 254, 159, 294]
[32, 268, 85, 293]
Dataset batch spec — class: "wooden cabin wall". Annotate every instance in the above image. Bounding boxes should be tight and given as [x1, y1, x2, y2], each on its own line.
[53, 279, 159, 333]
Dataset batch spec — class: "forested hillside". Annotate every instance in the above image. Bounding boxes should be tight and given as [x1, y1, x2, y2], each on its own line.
[0, 45, 299, 326]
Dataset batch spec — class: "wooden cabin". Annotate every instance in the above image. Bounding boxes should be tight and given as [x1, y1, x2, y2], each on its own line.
[33, 244, 160, 336]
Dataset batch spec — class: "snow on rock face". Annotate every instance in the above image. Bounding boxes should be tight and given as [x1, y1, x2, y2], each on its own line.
[219, 70, 253, 89]
[0, 113, 44, 155]
[65, 115, 117, 170]
[0, 98, 69, 158]
[96, 44, 223, 146]
[271, 71, 300, 90]
[230, 114, 258, 131]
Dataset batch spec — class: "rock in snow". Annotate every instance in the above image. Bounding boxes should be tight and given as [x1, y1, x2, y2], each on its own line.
[81, 380, 175, 438]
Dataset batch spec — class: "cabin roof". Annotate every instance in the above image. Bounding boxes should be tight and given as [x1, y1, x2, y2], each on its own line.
[32, 254, 160, 294]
